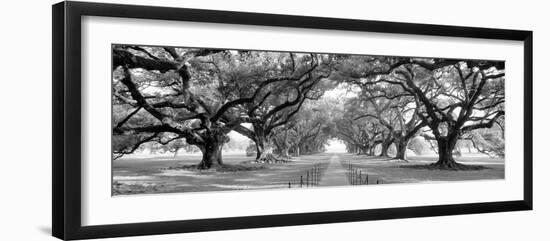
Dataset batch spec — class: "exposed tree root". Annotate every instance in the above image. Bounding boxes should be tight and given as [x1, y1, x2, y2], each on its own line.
[389, 158, 409, 163]
[251, 155, 292, 164]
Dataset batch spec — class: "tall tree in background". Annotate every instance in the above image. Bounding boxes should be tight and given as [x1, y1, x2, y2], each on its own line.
[335, 98, 385, 155]
[354, 86, 427, 160]
[284, 101, 334, 156]
[226, 53, 333, 163]
[462, 124, 505, 158]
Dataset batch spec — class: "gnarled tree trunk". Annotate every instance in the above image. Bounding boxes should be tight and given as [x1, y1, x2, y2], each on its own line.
[296, 146, 301, 156]
[394, 138, 409, 160]
[280, 146, 291, 160]
[254, 132, 284, 163]
[252, 123, 280, 163]
[277, 129, 292, 160]
[380, 140, 392, 157]
[368, 145, 375, 156]
[358, 145, 369, 155]
[431, 135, 462, 168]
[255, 144, 262, 160]
[256, 138, 279, 163]
[197, 134, 227, 169]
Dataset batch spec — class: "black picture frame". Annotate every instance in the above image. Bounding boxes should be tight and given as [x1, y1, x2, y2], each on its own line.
[52, 1, 533, 240]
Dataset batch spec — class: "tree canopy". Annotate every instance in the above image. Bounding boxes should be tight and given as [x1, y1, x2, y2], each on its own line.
[112, 45, 505, 170]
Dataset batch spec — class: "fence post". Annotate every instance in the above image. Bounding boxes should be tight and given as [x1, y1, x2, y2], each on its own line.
[306, 171, 309, 187]
[313, 167, 316, 186]
[289, 182, 291, 188]
[316, 165, 318, 184]
[352, 167, 355, 185]
[348, 163, 351, 182]
[349, 163, 353, 185]
[366, 174, 369, 185]
[300, 176, 303, 188]
[350, 165, 353, 185]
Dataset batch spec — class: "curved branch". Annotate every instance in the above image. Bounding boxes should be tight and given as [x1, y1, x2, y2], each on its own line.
[462, 111, 505, 132]
[113, 48, 178, 72]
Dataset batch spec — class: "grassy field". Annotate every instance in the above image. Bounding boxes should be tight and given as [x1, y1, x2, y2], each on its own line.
[113, 153, 331, 195]
[340, 153, 504, 184]
[113, 152, 504, 195]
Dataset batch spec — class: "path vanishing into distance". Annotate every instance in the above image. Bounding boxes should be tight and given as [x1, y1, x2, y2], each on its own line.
[318, 154, 350, 186]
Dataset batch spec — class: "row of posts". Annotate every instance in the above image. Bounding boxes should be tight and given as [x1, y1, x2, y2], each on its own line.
[288, 163, 324, 188]
[346, 162, 380, 185]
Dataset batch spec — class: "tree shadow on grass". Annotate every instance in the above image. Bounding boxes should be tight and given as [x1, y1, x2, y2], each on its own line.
[163, 164, 269, 172]
[398, 164, 489, 171]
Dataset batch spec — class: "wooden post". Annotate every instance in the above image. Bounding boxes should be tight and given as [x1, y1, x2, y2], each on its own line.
[359, 171, 362, 185]
[348, 163, 351, 181]
[313, 167, 316, 186]
[350, 165, 353, 185]
[300, 176, 303, 188]
[377, 179, 379, 184]
[352, 168, 355, 185]
[350, 166, 353, 185]
[366, 174, 369, 185]
[289, 182, 291, 188]
[316, 166, 318, 184]
[313, 164, 317, 186]
[306, 171, 309, 187]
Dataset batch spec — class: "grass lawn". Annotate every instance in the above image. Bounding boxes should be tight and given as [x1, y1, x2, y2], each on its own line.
[113, 152, 504, 195]
[113, 153, 331, 195]
[340, 153, 504, 184]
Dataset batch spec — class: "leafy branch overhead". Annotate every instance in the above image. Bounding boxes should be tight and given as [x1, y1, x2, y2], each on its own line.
[112, 45, 505, 170]
[112, 45, 334, 168]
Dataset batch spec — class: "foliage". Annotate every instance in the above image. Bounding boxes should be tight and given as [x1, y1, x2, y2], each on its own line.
[111, 45, 505, 170]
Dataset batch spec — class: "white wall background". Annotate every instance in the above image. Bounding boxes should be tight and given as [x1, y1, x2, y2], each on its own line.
[0, 0, 547, 240]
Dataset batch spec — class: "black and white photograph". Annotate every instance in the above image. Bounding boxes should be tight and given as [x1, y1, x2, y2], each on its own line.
[112, 45, 505, 195]
[3, 0, 546, 240]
